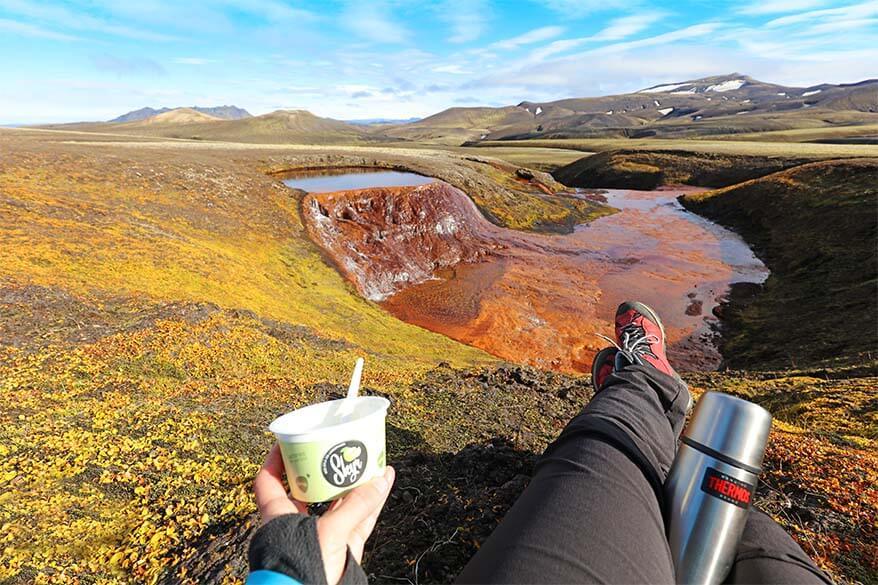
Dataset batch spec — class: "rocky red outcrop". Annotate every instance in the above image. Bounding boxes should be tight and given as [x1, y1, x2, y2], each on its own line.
[302, 182, 500, 301]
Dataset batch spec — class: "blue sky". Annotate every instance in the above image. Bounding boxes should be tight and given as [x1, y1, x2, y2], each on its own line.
[1, 0, 876, 123]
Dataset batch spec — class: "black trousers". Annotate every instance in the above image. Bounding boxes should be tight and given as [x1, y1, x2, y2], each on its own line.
[457, 364, 832, 584]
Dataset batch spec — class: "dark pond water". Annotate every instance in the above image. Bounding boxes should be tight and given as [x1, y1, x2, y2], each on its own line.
[282, 169, 436, 192]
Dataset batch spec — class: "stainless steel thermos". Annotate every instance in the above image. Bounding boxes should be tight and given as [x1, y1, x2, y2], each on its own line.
[665, 392, 773, 585]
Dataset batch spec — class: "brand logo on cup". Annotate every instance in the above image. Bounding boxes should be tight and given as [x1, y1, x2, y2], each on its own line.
[322, 441, 368, 487]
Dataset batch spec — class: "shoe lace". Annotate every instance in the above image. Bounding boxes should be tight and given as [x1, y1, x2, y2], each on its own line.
[595, 323, 659, 367]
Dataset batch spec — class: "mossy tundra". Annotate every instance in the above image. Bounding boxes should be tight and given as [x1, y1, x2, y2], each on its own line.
[0, 130, 875, 584]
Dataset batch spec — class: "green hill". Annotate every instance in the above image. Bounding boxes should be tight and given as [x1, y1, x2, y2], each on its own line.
[681, 158, 878, 368]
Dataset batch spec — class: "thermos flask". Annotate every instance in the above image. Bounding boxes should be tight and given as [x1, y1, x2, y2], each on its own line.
[665, 392, 773, 585]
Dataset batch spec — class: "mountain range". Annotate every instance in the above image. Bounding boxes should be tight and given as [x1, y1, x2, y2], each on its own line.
[110, 105, 251, 122]
[41, 74, 878, 145]
[384, 74, 878, 144]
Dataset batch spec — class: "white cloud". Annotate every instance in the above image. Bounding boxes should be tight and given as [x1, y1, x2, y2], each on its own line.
[340, 2, 410, 43]
[525, 19, 712, 64]
[533, 0, 628, 14]
[796, 16, 878, 34]
[589, 22, 722, 55]
[736, 0, 829, 15]
[491, 25, 565, 50]
[766, 1, 878, 27]
[431, 64, 469, 74]
[469, 23, 729, 98]
[438, 0, 490, 43]
[527, 37, 589, 62]
[0, 0, 178, 41]
[92, 54, 166, 76]
[336, 84, 375, 93]
[0, 17, 79, 40]
[520, 12, 666, 64]
[219, 0, 318, 22]
[591, 12, 667, 41]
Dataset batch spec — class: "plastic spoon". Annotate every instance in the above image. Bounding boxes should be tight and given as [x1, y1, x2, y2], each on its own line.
[336, 357, 364, 419]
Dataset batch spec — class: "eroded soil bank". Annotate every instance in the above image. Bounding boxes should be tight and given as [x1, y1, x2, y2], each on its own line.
[302, 180, 767, 372]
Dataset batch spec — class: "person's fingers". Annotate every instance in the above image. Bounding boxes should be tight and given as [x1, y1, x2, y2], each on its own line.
[323, 466, 395, 558]
[347, 467, 395, 560]
[254, 444, 288, 508]
[355, 468, 395, 537]
[346, 507, 381, 561]
[254, 444, 307, 520]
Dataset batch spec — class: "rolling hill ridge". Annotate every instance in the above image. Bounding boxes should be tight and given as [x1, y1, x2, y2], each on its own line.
[385, 74, 878, 144]
[43, 109, 369, 144]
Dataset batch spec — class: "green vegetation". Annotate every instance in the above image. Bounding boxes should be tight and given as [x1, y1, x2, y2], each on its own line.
[451, 145, 591, 171]
[681, 159, 878, 369]
[706, 123, 878, 143]
[478, 137, 878, 158]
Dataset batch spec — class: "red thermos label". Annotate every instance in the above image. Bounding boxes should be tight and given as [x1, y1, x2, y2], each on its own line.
[701, 467, 755, 509]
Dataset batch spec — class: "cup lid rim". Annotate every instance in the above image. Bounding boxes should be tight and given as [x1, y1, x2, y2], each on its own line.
[270, 396, 389, 442]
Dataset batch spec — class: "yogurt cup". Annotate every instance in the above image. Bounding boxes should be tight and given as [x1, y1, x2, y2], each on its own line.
[270, 396, 389, 502]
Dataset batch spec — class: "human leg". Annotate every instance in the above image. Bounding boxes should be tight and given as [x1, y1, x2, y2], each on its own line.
[457, 302, 690, 584]
[725, 508, 833, 584]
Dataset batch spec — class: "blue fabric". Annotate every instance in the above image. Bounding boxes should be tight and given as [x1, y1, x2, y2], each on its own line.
[247, 570, 302, 585]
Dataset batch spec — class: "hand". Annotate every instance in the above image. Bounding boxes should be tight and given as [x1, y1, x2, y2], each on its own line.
[254, 443, 396, 584]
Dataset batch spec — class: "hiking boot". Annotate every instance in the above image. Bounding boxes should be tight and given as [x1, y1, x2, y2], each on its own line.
[590, 346, 618, 393]
[611, 300, 678, 379]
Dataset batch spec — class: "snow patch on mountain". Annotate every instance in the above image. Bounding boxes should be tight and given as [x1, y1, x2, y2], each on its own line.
[639, 83, 687, 93]
[706, 79, 745, 92]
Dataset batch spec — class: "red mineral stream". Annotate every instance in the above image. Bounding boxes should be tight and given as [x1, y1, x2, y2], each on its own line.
[295, 176, 768, 373]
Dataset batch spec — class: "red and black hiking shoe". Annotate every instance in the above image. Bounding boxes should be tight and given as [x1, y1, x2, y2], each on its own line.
[590, 346, 618, 393]
[612, 300, 678, 379]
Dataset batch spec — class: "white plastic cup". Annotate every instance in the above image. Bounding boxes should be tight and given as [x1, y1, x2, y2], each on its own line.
[269, 396, 390, 502]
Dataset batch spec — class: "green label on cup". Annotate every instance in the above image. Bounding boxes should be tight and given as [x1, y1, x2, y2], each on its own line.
[321, 440, 368, 487]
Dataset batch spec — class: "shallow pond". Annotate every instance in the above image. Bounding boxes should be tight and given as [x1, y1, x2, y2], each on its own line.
[282, 169, 435, 192]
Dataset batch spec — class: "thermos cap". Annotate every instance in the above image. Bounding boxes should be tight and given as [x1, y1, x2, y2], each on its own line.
[683, 392, 772, 473]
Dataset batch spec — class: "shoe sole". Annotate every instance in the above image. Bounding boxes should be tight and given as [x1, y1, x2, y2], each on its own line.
[618, 300, 666, 342]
